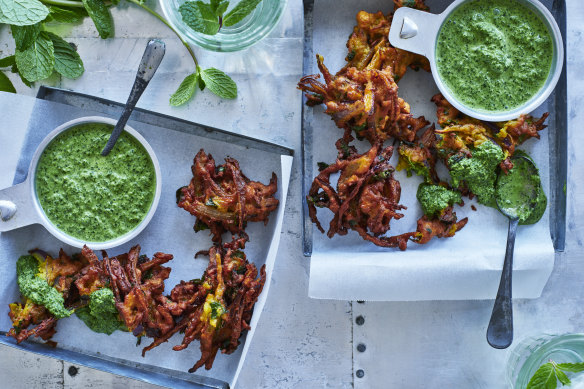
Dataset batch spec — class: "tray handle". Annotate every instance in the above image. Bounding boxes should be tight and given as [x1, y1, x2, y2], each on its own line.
[0, 180, 40, 232]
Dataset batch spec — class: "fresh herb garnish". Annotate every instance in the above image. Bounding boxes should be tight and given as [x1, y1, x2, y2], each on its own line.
[179, 0, 263, 36]
[527, 360, 584, 389]
[317, 162, 329, 171]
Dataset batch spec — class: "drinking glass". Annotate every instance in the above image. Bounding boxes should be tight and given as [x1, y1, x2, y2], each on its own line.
[159, 0, 288, 52]
[507, 334, 584, 388]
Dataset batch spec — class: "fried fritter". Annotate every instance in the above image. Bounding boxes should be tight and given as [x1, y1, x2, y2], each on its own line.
[178, 150, 279, 242]
[8, 299, 57, 343]
[411, 206, 468, 244]
[308, 141, 415, 250]
[344, 9, 430, 80]
[103, 245, 175, 338]
[143, 237, 266, 372]
[432, 93, 549, 171]
[7, 246, 175, 345]
[298, 55, 429, 144]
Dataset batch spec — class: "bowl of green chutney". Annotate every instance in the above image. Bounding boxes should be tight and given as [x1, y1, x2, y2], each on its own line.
[0, 116, 161, 250]
[388, 0, 563, 122]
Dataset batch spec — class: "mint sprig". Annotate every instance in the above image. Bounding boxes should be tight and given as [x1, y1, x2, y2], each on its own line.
[170, 66, 237, 106]
[0, 0, 237, 106]
[179, 0, 263, 36]
[527, 360, 584, 389]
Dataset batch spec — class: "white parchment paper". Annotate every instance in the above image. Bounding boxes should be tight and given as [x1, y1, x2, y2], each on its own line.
[308, 0, 555, 301]
[0, 95, 292, 388]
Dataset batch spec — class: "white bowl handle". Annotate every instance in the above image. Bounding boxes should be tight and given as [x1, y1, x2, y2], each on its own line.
[0, 179, 40, 232]
[388, 7, 442, 58]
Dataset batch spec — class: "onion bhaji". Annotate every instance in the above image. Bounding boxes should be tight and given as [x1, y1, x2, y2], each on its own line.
[7, 241, 267, 373]
[431, 93, 549, 172]
[298, 2, 430, 145]
[308, 141, 416, 250]
[299, 1, 481, 249]
[143, 237, 266, 372]
[178, 149, 279, 242]
[8, 249, 87, 344]
[7, 246, 175, 345]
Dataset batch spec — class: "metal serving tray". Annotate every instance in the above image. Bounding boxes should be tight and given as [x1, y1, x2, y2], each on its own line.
[0, 86, 293, 389]
[301, 0, 568, 256]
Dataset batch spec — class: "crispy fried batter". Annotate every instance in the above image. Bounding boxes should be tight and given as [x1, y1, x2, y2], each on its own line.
[298, 55, 429, 143]
[345, 9, 430, 79]
[8, 299, 57, 343]
[8, 246, 175, 345]
[432, 93, 549, 170]
[178, 150, 279, 242]
[411, 206, 468, 244]
[308, 142, 416, 250]
[143, 237, 266, 372]
[397, 125, 439, 183]
[104, 245, 175, 338]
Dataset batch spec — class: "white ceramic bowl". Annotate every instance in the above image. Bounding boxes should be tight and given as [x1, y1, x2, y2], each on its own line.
[388, 0, 564, 122]
[0, 116, 161, 250]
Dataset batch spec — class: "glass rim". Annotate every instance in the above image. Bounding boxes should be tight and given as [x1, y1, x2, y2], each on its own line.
[159, 0, 288, 52]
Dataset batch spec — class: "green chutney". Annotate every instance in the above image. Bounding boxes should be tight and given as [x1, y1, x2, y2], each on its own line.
[435, 0, 553, 112]
[495, 155, 546, 224]
[36, 123, 156, 242]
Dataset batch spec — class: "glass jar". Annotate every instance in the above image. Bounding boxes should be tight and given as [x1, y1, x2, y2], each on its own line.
[507, 334, 584, 388]
[159, 0, 288, 52]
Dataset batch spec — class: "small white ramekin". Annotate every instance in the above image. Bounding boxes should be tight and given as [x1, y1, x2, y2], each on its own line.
[388, 0, 564, 122]
[0, 116, 161, 250]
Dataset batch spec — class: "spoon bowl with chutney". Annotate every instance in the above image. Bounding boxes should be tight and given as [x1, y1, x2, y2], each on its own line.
[486, 155, 541, 349]
[0, 116, 161, 250]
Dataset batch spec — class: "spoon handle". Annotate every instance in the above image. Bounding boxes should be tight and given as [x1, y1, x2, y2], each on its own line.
[101, 39, 166, 156]
[487, 217, 520, 349]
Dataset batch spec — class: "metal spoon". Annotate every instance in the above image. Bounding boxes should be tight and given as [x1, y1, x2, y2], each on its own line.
[101, 39, 166, 156]
[486, 156, 540, 349]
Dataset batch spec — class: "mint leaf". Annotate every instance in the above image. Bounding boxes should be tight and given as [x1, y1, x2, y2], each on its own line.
[526, 363, 559, 389]
[0, 55, 15, 68]
[0, 71, 16, 93]
[0, 0, 49, 26]
[557, 363, 584, 373]
[81, 0, 113, 39]
[200, 67, 237, 99]
[11, 63, 32, 87]
[47, 6, 87, 23]
[215, 0, 229, 17]
[170, 72, 198, 106]
[179, 1, 220, 35]
[47, 32, 84, 79]
[223, 0, 262, 27]
[15, 31, 54, 82]
[210, 0, 220, 12]
[11, 23, 41, 51]
[556, 369, 570, 386]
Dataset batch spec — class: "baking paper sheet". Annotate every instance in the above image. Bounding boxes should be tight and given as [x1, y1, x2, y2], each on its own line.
[0, 94, 292, 388]
[308, 0, 555, 301]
